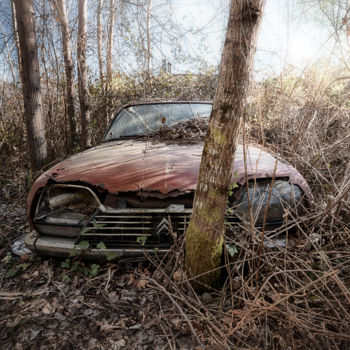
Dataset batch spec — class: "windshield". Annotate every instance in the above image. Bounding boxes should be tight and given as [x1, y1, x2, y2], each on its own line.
[104, 103, 212, 140]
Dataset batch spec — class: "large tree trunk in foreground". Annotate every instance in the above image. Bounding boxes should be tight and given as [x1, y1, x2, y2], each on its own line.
[52, 0, 77, 152]
[77, 0, 91, 149]
[185, 0, 265, 289]
[13, 0, 47, 171]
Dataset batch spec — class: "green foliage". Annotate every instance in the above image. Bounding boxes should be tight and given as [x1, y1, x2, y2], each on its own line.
[93, 219, 105, 229]
[96, 241, 107, 250]
[2, 253, 12, 265]
[62, 274, 71, 283]
[136, 235, 148, 246]
[90, 264, 99, 276]
[226, 244, 238, 258]
[80, 226, 91, 236]
[61, 259, 71, 269]
[2, 253, 32, 279]
[5, 268, 17, 278]
[106, 252, 118, 261]
[77, 240, 90, 250]
[61, 258, 100, 277]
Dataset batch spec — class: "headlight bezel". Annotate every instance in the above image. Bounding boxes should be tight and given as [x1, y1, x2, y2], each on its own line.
[231, 179, 306, 227]
[33, 184, 104, 238]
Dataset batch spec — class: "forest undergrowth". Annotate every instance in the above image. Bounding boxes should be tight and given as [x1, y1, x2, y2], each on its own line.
[1, 69, 350, 349]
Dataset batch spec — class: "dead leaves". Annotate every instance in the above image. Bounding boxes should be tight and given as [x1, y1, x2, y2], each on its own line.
[136, 278, 147, 291]
[173, 269, 186, 282]
[41, 302, 55, 315]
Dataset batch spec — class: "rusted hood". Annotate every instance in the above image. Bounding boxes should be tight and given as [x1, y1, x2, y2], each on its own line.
[27, 140, 312, 214]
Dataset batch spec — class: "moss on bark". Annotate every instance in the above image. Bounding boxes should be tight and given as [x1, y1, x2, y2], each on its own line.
[185, 221, 224, 290]
[212, 128, 227, 145]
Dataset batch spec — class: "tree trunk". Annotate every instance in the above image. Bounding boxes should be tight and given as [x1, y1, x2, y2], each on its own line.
[185, 0, 266, 289]
[13, 0, 47, 171]
[106, 0, 115, 85]
[11, 0, 22, 80]
[97, 0, 104, 84]
[77, 0, 91, 149]
[0, 22, 16, 82]
[146, 0, 152, 78]
[52, 0, 77, 152]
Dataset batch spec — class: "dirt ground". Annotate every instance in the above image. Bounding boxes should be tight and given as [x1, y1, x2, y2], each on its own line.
[0, 195, 205, 350]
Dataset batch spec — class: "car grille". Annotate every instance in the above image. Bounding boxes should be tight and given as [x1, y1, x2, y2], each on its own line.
[79, 208, 192, 249]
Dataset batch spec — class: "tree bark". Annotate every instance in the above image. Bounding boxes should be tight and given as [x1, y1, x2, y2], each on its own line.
[106, 0, 115, 85]
[77, 0, 91, 149]
[185, 0, 266, 289]
[11, 0, 22, 82]
[146, 0, 152, 78]
[97, 0, 104, 84]
[52, 0, 77, 152]
[13, 0, 47, 171]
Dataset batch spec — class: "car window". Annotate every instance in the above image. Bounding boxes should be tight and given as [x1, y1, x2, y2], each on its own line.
[104, 103, 212, 140]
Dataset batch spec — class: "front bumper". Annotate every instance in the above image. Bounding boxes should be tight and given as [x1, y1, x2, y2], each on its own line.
[24, 232, 169, 259]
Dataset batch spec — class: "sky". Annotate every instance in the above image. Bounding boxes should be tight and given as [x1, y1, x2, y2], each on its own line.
[0, 0, 339, 80]
[171, 0, 332, 75]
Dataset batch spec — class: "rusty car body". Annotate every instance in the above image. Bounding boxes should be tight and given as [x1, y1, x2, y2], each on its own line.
[25, 102, 312, 258]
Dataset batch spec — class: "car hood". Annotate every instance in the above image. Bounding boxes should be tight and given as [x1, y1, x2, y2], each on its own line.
[27, 140, 312, 215]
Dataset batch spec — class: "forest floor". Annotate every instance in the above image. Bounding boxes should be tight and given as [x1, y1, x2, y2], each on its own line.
[1, 116, 350, 349]
[1, 173, 350, 350]
[0, 195, 204, 350]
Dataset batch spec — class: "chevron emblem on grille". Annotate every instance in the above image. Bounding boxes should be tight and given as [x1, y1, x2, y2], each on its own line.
[156, 217, 170, 235]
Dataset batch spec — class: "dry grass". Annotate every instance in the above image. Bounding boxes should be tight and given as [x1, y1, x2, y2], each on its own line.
[140, 68, 350, 349]
[1, 67, 350, 349]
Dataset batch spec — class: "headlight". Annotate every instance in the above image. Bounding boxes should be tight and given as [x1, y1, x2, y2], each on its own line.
[233, 180, 305, 226]
[34, 185, 101, 237]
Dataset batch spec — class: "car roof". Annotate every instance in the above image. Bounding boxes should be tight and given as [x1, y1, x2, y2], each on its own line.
[120, 100, 213, 108]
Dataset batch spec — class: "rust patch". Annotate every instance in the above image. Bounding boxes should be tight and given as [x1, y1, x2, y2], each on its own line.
[27, 140, 312, 221]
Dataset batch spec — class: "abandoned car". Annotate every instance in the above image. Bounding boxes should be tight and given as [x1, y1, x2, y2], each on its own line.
[25, 102, 312, 258]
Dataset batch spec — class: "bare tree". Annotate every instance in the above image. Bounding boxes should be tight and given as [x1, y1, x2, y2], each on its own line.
[13, 0, 47, 171]
[185, 0, 266, 288]
[97, 0, 104, 84]
[11, 0, 22, 81]
[77, 0, 91, 149]
[106, 0, 115, 85]
[52, 0, 77, 152]
[146, 0, 152, 77]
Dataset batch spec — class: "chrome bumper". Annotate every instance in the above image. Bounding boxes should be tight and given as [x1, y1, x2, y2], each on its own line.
[24, 232, 169, 259]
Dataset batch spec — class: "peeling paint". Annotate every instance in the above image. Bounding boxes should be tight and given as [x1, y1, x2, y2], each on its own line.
[27, 141, 313, 220]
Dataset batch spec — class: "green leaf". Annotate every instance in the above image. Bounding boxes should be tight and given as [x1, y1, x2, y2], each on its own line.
[62, 274, 71, 283]
[136, 235, 148, 246]
[90, 264, 99, 276]
[226, 244, 238, 258]
[61, 258, 71, 269]
[2, 254, 12, 265]
[71, 261, 80, 271]
[93, 219, 106, 229]
[96, 242, 107, 250]
[19, 263, 30, 271]
[5, 268, 17, 278]
[106, 252, 118, 261]
[69, 249, 78, 258]
[77, 240, 89, 250]
[80, 226, 91, 235]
